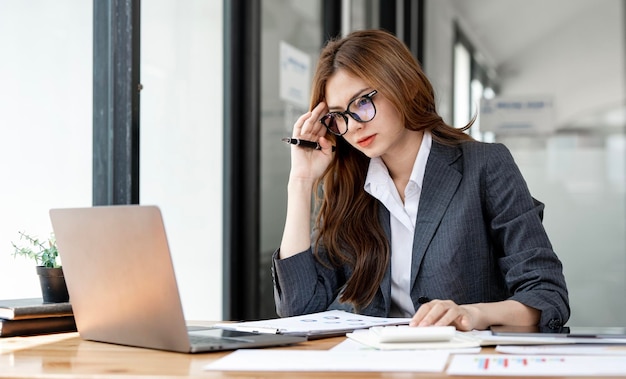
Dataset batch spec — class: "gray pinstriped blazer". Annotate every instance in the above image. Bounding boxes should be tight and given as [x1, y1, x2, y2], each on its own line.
[272, 140, 570, 329]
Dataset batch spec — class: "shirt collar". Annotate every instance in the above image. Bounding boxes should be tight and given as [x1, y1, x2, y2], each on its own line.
[364, 130, 432, 193]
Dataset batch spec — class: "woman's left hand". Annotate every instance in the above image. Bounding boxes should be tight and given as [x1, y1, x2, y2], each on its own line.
[409, 299, 481, 331]
[409, 299, 540, 331]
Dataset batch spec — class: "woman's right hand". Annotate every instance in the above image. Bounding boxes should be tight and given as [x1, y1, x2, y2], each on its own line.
[280, 102, 333, 259]
[288, 102, 334, 183]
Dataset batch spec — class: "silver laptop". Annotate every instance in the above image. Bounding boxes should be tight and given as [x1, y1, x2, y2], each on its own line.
[49, 205, 306, 353]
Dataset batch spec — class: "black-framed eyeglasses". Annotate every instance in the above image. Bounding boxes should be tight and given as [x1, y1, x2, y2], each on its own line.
[319, 90, 378, 136]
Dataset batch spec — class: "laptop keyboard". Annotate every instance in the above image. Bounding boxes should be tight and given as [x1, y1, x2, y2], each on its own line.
[188, 333, 256, 345]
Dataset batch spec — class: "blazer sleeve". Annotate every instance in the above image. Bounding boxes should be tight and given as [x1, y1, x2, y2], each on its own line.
[271, 246, 345, 317]
[484, 143, 570, 328]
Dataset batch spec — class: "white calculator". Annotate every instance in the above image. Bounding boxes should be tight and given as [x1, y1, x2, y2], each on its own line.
[369, 325, 456, 343]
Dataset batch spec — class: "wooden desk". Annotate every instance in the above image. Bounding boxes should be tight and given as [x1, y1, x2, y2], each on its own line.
[0, 331, 623, 378]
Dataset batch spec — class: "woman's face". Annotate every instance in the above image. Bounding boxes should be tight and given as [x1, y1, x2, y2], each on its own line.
[324, 70, 412, 160]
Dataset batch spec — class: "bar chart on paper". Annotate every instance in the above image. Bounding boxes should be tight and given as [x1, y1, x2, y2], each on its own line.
[447, 354, 626, 376]
[476, 356, 565, 371]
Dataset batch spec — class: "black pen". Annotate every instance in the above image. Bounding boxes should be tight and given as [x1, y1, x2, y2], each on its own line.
[281, 137, 322, 150]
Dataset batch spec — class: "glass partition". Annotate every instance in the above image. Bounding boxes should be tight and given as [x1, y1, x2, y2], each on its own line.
[259, 0, 323, 318]
[443, 0, 626, 326]
[141, 0, 224, 320]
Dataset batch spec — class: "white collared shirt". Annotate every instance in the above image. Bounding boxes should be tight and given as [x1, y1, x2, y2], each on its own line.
[364, 131, 432, 317]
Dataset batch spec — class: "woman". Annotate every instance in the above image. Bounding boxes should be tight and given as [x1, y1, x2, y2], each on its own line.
[273, 29, 569, 331]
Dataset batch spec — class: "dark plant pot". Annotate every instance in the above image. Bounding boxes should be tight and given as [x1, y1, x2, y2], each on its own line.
[36, 266, 70, 303]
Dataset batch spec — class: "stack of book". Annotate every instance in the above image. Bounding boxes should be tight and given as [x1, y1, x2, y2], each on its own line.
[0, 297, 76, 337]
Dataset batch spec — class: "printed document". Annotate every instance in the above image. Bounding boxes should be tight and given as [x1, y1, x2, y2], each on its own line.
[214, 310, 410, 338]
[205, 349, 448, 372]
[447, 354, 626, 376]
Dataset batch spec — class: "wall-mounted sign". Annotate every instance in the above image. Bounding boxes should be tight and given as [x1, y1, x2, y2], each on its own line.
[279, 41, 311, 108]
[480, 95, 555, 134]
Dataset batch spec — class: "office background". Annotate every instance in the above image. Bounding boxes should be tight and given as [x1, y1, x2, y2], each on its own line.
[0, 0, 624, 327]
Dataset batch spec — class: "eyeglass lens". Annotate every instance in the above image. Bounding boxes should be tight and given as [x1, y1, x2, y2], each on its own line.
[321, 92, 377, 135]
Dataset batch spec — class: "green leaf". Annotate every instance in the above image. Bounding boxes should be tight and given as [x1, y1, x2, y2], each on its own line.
[11, 231, 59, 267]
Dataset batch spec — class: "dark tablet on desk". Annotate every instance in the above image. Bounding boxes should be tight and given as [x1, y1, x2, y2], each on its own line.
[491, 325, 626, 339]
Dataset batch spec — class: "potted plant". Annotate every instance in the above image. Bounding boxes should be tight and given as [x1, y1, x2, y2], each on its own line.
[11, 231, 69, 303]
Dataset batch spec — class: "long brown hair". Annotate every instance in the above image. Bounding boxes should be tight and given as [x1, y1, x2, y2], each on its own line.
[309, 29, 474, 310]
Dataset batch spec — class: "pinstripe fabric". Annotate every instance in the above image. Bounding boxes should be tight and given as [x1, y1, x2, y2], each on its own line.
[272, 140, 570, 328]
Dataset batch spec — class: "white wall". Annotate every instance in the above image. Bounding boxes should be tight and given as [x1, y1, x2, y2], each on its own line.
[0, 1, 223, 322]
[0, 1, 92, 299]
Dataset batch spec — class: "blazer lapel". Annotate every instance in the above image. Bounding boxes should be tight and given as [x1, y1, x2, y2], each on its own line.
[378, 205, 392, 314]
[410, 142, 463, 290]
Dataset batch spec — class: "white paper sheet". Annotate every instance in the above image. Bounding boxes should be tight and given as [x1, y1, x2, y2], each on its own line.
[465, 330, 577, 346]
[467, 330, 626, 346]
[330, 337, 371, 351]
[447, 354, 626, 376]
[346, 328, 481, 350]
[330, 334, 481, 354]
[204, 349, 448, 372]
[214, 310, 410, 337]
[496, 344, 626, 355]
